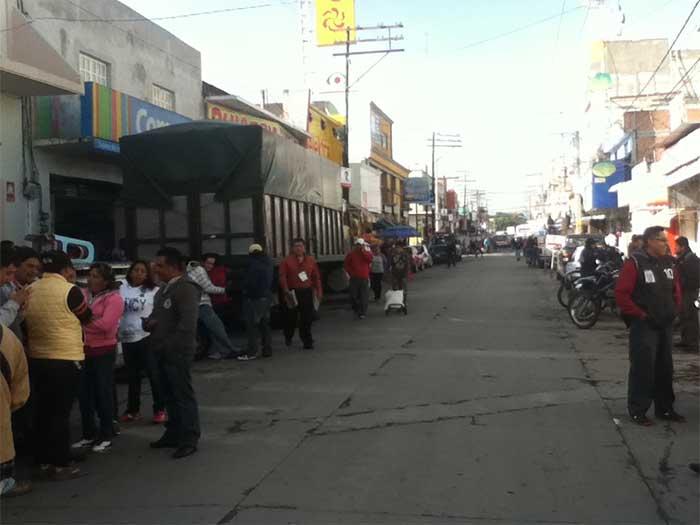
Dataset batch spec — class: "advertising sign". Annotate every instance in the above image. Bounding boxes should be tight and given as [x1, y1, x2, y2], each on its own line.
[592, 159, 630, 209]
[207, 102, 287, 137]
[340, 167, 352, 188]
[404, 177, 433, 204]
[316, 0, 356, 46]
[33, 82, 190, 150]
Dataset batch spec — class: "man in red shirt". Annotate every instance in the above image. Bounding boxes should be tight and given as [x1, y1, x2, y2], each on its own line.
[615, 226, 684, 426]
[344, 239, 374, 319]
[279, 238, 322, 350]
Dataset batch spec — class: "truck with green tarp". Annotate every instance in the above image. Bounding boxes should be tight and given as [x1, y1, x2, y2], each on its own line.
[118, 120, 348, 291]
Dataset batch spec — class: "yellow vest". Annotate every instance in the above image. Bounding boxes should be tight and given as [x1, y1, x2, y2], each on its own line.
[24, 274, 84, 361]
[0, 324, 29, 463]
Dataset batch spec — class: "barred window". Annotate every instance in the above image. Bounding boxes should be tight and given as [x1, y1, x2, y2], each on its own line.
[151, 84, 175, 111]
[79, 53, 109, 86]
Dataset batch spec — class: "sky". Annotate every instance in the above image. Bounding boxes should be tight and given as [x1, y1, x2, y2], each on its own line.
[119, 0, 700, 213]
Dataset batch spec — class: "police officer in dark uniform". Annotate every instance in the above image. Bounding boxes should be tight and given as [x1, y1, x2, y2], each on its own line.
[615, 226, 685, 426]
[674, 236, 699, 350]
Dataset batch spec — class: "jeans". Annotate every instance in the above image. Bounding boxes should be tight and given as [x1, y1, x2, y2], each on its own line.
[283, 288, 315, 346]
[627, 319, 675, 417]
[30, 359, 80, 467]
[198, 304, 235, 357]
[244, 297, 272, 357]
[680, 290, 699, 348]
[370, 273, 384, 301]
[123, 338, 165, 414]
[79, 352, 116, 441]
[349, 277, 369, 316]
[156, 350, 200, 447]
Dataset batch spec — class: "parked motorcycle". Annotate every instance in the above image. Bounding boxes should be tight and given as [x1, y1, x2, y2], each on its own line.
[557, 269, 581, 308]
[567, 263, 619, 329]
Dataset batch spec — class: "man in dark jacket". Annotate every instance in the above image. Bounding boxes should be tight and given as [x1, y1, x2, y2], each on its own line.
[615, 226, 684, 426]
[579, 238, 598, 277]
[238, 244, 273, 360]
[146, 247, 201, 459]
[675, 236, 699, 350]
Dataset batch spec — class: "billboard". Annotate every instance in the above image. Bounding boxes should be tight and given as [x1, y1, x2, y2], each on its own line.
[34, 82, 190, 147]
[592, 159, 630, 209]
[207, 102, 287, 137]
[404, 177, 433, 205]
[316, 0, 356, 46]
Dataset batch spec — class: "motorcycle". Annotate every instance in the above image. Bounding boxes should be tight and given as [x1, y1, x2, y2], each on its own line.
[567, 263, 619, 329]
[557, 269, 581, 308]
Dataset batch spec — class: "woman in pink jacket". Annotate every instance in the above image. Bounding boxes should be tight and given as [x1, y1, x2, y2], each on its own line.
[72, 263, 124, 453]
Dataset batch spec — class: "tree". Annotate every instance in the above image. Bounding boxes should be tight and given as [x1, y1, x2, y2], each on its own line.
[493, 212, 526, 232]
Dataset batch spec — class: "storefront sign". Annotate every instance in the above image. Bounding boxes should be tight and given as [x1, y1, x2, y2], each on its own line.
[33, 82, 190, 151]
[316, 0, 356, 46]
[592, 159, 630, 209]
[207, 103, 284, 136]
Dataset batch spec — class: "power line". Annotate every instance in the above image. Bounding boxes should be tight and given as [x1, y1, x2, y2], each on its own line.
[625, 0, 700, 109]
[348, 52, 390, 90]
[662, 55, 700, 100]
[455, 5, 585, 51]
[0, 1, 294, 33]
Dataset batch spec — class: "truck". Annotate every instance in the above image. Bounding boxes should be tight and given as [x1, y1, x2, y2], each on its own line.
[118, 121, 348, 292]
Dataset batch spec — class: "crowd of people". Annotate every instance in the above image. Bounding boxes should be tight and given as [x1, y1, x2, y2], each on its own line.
[0, 238, 311, 498]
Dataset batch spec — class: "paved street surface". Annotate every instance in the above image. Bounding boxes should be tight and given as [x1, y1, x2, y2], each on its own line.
[2, 255, 698, 525]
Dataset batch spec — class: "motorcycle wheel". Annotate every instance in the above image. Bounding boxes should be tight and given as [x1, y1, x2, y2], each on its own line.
[557, 283, 570, 308]
[568, 291, 601, 329]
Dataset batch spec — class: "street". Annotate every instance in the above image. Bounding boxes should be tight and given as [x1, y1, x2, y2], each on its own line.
[2, 255, 698, 525]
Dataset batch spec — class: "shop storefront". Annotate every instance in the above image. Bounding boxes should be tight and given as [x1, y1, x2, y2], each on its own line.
[32, 82, 190, 256]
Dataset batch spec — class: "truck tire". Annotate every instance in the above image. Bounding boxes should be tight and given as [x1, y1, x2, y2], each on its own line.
[326, 265, 349, 294]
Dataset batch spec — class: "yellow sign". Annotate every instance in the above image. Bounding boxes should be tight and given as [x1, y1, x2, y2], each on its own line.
[316, 0, 356, 47]
[207, 102, 285, 136]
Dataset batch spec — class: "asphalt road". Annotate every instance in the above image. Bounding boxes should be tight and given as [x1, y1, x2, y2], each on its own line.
[3, 254, 698, 525]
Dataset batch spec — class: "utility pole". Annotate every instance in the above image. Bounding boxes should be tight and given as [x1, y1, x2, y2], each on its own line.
[427, 132, 462, 235]
[333, 24, 405, 169]
[456, 170, 475, 232]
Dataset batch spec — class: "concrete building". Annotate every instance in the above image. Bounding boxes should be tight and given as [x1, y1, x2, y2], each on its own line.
[0, 0, 83, 241]
[1, 0, 202, 252]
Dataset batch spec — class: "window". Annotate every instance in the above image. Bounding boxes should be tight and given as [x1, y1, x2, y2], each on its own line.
[79, 53, 109, 86]
[152, 84, 175, 111]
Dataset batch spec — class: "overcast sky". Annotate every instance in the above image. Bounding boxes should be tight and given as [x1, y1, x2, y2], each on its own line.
[120, 0, 699, 212]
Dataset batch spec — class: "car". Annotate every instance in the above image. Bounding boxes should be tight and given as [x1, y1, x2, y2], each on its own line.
[492, 235, 511, 250]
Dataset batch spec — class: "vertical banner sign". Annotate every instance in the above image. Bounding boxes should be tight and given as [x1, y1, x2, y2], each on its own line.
[316, 0, 356, 46]
[340, 167, 352, 188]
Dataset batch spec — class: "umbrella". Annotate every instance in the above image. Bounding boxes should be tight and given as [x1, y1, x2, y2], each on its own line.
[379, 226, 421, 239]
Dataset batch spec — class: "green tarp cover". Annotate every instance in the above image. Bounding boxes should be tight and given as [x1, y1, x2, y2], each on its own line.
[119, 121, 342, 210]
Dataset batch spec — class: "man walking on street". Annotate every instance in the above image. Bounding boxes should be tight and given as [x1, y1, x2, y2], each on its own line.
[615, 226, 685, 426]
[279, 239, 322, 350]
[675, 236, 699, 351]
[146, 247, 201, 459]
[238, 244, 273, 361]
[345, 239, 373, 319]
[390, 242, 410, 299]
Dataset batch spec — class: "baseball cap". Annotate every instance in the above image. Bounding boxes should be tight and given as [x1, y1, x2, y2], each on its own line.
[248, 243, 263, 254]
[354, 238, 366, 245]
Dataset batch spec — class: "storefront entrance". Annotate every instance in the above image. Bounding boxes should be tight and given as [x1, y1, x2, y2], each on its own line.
[51, 175, 121, 260]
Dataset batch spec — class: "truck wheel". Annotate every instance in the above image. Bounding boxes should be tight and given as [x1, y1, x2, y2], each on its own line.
[325, 266, 349, 293]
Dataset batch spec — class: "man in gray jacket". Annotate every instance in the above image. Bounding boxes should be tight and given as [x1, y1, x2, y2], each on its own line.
[146, 247, 201, 459]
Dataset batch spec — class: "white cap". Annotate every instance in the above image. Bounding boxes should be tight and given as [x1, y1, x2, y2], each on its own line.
[354, 238, 366, 245]
[248, 243, 263, 254]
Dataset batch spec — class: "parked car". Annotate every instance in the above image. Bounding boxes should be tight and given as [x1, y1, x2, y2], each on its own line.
[492, 235, 511, 250]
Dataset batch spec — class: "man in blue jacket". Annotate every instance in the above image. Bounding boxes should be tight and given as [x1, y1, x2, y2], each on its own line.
[238, 244, 274, 361]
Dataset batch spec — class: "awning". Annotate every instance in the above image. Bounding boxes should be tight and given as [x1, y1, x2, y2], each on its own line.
[379, 226, 420, 238]
[665, 157, 700, 188]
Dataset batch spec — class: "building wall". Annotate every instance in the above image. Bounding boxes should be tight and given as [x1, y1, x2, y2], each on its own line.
[0, 93, 28, 242]
[624, 110, 670, 162]
[21, 0, 202, 119]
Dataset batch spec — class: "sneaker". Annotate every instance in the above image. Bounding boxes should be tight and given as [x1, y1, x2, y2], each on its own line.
[0, 479, 32, 498]
[112, 420, 121, 436]
[152, 411, 167, 424]
[120, 412, 141, 423]
[92, 440, 112, 453]
[236, 354, 258, 361]
[631, 414, 654, 426]
[208, 352, 223, 360]
[71, 439, 94, 449]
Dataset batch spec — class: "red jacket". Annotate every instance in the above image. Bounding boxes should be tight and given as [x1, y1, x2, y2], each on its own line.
[208, 266, 230, 306]
[615, 259, 682, 319]
[279, 254, 322, 296]
[344, 248, 373, 279]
